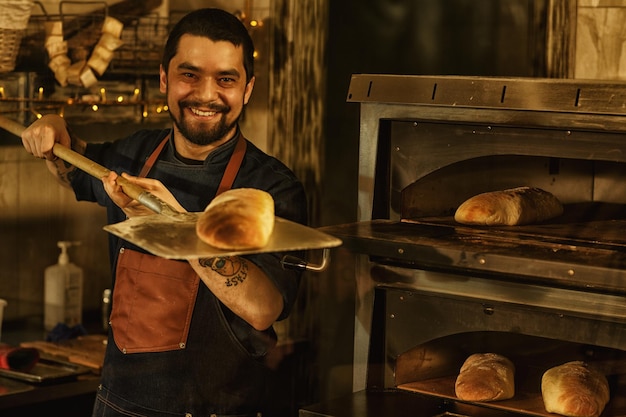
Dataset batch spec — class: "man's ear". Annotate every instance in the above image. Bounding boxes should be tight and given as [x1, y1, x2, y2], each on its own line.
[243, 76, 256, 105]
[159, 65, 167, 94]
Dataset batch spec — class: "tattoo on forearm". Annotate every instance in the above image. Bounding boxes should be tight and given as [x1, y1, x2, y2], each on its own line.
[199, 257, 248, 287]
[55, 130, 84, 185]
[56, 159, 77, 184]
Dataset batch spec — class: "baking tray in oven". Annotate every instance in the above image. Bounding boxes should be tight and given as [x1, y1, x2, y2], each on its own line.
[405, 202, 626, 248]
[300, 389, 548, 417]
[391, 333, 626, 417]
[398, 374, 626, 417]
[320, 204, 626, 294]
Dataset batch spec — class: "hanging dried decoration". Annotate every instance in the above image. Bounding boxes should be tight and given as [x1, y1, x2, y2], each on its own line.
[0, 0, 35, 73]
[45, 15, 124, 88]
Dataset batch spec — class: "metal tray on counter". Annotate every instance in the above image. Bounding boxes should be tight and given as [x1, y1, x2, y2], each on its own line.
[0, 356, 91, 384]
[0, 376, 34, 396]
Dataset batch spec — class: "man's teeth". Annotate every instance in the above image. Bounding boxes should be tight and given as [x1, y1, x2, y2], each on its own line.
[191, 108, 216, 117]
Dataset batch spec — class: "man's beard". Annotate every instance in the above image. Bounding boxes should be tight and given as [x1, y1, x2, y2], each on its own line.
[172, 100, 237, 146]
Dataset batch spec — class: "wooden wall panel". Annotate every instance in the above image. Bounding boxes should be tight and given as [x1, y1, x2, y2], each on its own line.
[269, 0, 328, 225]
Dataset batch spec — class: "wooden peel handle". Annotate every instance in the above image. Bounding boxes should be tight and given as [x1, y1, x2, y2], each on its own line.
[52, 143, 110, 178]
[52, 144, 148, 203]
[3, 118, 118, 190]
[52, 139, 178, 216]
[0, 114, 172, 215]
[0, 114, 26, 138]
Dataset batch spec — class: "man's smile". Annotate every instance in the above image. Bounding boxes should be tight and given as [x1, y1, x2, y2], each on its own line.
[190, 107, 217, 117]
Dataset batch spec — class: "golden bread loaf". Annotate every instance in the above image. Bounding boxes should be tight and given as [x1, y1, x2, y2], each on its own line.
[196, 188, 275, 250]
[454, 353, 515, 402]
[541, 361, 610, 417]
[454, 186, 563, 226]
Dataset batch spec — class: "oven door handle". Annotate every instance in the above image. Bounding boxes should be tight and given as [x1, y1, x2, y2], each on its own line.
[281, 248, 331, 272]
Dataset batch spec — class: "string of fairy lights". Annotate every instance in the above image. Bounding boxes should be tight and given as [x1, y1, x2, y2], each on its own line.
[0, 83, 168, 121]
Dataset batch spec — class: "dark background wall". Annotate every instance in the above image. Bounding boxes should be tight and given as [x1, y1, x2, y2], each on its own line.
[311, 0, 549, 408]
[321, 0, 547, 227]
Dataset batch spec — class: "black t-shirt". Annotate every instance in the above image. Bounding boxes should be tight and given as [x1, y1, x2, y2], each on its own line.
[71, 128, 308, 355]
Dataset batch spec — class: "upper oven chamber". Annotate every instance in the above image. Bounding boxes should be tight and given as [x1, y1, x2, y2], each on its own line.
[305, 75, 626, 417]
[350, 75, 626, 222]
[342, 75, 626, 296]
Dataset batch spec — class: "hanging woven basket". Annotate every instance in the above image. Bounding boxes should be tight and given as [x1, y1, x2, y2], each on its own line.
[0, 0, 34, 73]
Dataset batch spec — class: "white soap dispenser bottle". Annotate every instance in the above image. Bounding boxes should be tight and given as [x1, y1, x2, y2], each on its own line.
[44, 241, 84, 331]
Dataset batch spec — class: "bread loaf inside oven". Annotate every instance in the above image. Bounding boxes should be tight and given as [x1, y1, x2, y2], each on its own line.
[454, 353, 515, 402]
[454, 186, 563, 226]
[541, 361, 610, 417]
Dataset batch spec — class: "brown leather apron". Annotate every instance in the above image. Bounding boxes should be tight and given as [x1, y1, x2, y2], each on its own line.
[109, 134, 247, 354]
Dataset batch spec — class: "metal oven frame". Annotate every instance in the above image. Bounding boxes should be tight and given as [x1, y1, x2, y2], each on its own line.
[303, 75, 626, 416]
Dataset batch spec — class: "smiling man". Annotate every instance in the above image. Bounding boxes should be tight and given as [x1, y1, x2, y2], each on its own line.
[163, 26, 255, 155]
[21, 8, 308, 417]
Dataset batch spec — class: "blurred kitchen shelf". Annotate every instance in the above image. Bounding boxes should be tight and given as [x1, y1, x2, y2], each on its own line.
[0, 72, 170, 126]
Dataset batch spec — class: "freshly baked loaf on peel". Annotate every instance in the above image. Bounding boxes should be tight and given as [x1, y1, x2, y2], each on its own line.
[454, 353, 515, 402]
[541, 361, 610, 417]
[196, 188, 275, 250]
[454, 186, 563, 226]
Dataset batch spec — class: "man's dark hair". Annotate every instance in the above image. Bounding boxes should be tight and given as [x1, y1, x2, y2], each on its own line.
[161, 8, 255, 83]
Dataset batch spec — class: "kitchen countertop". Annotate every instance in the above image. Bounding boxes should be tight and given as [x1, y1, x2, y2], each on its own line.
[0, 373, 100, 410]
[0, 315, 105, 413]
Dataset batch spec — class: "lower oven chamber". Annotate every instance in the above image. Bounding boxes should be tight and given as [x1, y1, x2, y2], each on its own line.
[301, 272, 626, 417]
[302, 75, 626, 416]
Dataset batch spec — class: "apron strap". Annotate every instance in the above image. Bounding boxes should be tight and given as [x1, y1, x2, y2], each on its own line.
[138, 132, 247, 196]
[138, 134, 169, 178]
[215, 135, 246, 196]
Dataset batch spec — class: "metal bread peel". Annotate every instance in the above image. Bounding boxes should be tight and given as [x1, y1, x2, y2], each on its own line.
[1, 115, 342, 270]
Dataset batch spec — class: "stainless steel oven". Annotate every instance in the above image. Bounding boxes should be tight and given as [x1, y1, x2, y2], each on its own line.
[302, 75, 626, 417]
